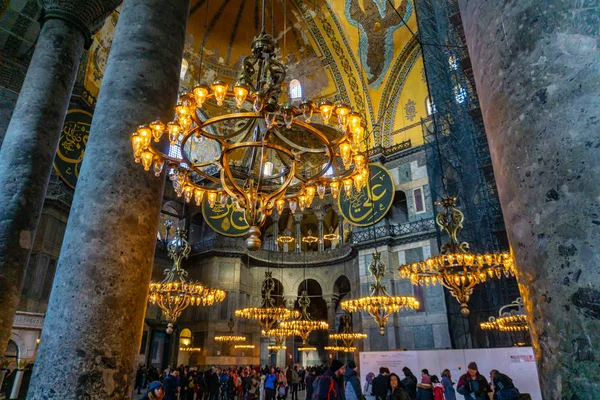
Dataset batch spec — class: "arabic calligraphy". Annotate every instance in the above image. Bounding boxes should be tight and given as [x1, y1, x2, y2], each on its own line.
[53, 109, 92, 189]
[203, 197, 249, 237]
[338, 164, 394, 226]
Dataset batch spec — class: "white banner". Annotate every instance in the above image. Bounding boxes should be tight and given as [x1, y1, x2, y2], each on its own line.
[359, 347, 541, 400]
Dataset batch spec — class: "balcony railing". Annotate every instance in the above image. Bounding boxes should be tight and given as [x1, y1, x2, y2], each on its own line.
[350, 218, 436, 243]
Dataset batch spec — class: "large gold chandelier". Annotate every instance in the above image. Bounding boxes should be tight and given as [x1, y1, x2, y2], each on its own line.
[235, 272, 297, 331]
[280, 290, 328, 344]
[398, 196, 515, 316]
[263, 326, 299, 353]
[214, 318, 247, 343]
[130, 23, 368, 251]
[480, 298, 528, 332]
[149, 227, 226, 333]
[341, 251, 419, 335]
[328, 312, 367, 348]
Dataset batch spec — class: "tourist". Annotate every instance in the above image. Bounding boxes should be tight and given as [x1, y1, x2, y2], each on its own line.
[415, 370, 433, 400]
[344, 361, 362, 400]
[430, 376, 444, 400]
[317, 359, 346, 400]
[401, 368, 417, 400]
[372, 367, 389, 400]
[208, 368, 221, 400]
[489, 370, 519, 400]
[456, 362, 491, 400]
[388, 373, 410, 400]
[291, 365, 300, 400]
[164, 369, 181, 400]
[278, 380, 288, 400]
[265, 367, 278, 400]
[440, 369, 456, 400]
[299, 367, 306, 391]
[142, 381, 165, 400]
[164, 364, 172, 379]
[305, 367, 316, 400]
[135, 365, 145, 394]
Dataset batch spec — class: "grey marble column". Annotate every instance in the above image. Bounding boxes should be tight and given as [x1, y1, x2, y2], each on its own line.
[27, 0, 190, 398]
[324, 295, 338, 333]
[0, 1, 118, 355]
[293, 213, 303, 253]
[457, 1, 600, 398]
[316, 210, 325, 252]
[272, 213, 280, 251]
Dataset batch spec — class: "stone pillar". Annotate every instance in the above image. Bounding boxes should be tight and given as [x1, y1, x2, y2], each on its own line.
[0, 0, 118, 355]
[457, 1, 600, 397]
[27, 0, 190, 397]
[272, 213, 280, 251]
[293, 213, 303, 253]
[324, 295, 338, 333]
[316, 210, 325, 252]
[338, 215, 345, 246]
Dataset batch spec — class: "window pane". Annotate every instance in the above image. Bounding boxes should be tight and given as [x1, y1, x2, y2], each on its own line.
[414, 188, 424, 212]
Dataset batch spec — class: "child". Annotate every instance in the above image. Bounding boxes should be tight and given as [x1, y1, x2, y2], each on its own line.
[431, 375, 444, 400]
[277, 381, 287, 400]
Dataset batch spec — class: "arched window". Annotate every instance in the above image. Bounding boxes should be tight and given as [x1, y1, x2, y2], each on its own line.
[289, 79, 302, 100]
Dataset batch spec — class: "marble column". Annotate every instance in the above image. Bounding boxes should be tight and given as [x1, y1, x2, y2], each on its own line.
[338, 214, 345, 246]
[457, 1, 600, 397]
[272, 213, 280, 251]
[0, 1, 118, 355]
[293, 212, 303, 253]
[316, 210, 325, 252]
[27, 0, 190, 398]
[324, 295, 338, 333]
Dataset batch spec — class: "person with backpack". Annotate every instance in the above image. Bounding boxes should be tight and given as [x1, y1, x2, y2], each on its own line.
[318, 359, 346, 400]
[265, 367, 278, 400]
[278, 381, 288, 400]
[489, 370, 519, 400]
[440, 369, 456, 400]
[457, 362, 491, 400]
[372, 367, 388, 400]
[306, 368, 317, 400]
[344, 361, 362, 400]
[363, 372, 375, 400]
[401, 368, 417, 400]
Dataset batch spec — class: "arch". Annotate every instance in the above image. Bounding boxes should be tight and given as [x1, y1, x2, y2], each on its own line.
[332, 275, 351, 301]
[297, 278, 323, 296]
[8, 333, 27, 361]
[388, 190, 409, 224]
[290, 274, 327, 297]
[289, 79, 302, 101]
[179, 328, 193, 347]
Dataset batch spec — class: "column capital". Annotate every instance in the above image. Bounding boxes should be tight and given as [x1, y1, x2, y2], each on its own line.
[42, 0, 121, 47]
[283, 295, 296, 309]
[323, 295, 339, 308]
[314, 210, 326, 221]
[293, 212, 303, 223]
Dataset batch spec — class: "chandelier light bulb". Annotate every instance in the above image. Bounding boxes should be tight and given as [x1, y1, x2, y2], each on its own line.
[153, 158, 164, 177]
[137, 125, 152, 148]
[207, 192, 217, 208]
[353, 173, 365, 191]
[233, 82, 250, 109]
[150, 120, 166, 142]
[340, 143, 352, 170]
[305, 186, 316, 206]
[329, 181, 339, 199]
[353, 154, 366, 172]
[253, 92, 265, 113]
[141, 151, 154, 171]
[211, 80, 229, 106]
[300, 101, 314, 123]
[276, 198, 285, 214]
[194, 189, 204, 206]
[192, 85, 210, 108]
[131, 135, 143, 159]
[319, 101, 334, 124]
[167, 122, 181, 145]
[298, 195, 306, 212]
[335, 103, 351, 129]
[283, 107, 295, 128]
[265, 112, 277, 129]
[184, 186, 194, 203]
[175, 103, 189, 119]
[317, 183, 326, 200]
[347, 112, 361, 132]
[343, 178, 353, 197]
[289, 199, 298, 214]
[219, 192, 229, 206]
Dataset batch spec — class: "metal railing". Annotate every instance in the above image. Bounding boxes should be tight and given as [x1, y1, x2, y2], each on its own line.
[350, 218, 436, 243]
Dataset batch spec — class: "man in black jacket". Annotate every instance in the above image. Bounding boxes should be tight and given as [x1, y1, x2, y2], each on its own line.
[401, 367, 417, 400]
[318, 360, 346, 400]
[372, 367, 389, 400]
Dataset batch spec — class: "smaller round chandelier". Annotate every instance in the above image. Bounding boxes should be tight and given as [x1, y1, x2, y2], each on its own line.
[280, 290, 328, 344]
[324, 345, 356, 353]
[215, 318, 247, 343]
[329, 312, 367, 348]
[277, 235, 294, 244]
[480, 298, 528, 332]
[234, 344, 256, 349]
[302, 230, 319, 244]
[179, 347, 202, 352]
[149, 227, 226, 333]
[298, 346, 317, 352]
[268, 345, 286, 352]
[398, 196, 515, 317]
[235, 272, 298, 331]
[341, 251, 419, 335]
[323, 227, 340, 241]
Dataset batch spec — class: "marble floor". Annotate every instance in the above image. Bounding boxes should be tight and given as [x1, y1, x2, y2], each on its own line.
[133, 387, 308, 400]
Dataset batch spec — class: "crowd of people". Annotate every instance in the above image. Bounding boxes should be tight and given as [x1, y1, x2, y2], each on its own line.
[137, 360, 522, 400]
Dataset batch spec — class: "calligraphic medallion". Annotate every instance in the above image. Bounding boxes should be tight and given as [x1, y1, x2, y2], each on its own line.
[338, 164, 394, 226]
[53, 109, 92, 189]
[202, 196, 250, 237]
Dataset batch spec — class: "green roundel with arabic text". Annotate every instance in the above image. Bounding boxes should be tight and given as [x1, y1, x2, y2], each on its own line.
[202, 196, 250, 237]
[338, 164, 394, 226]
[53, 109, 92, 189]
